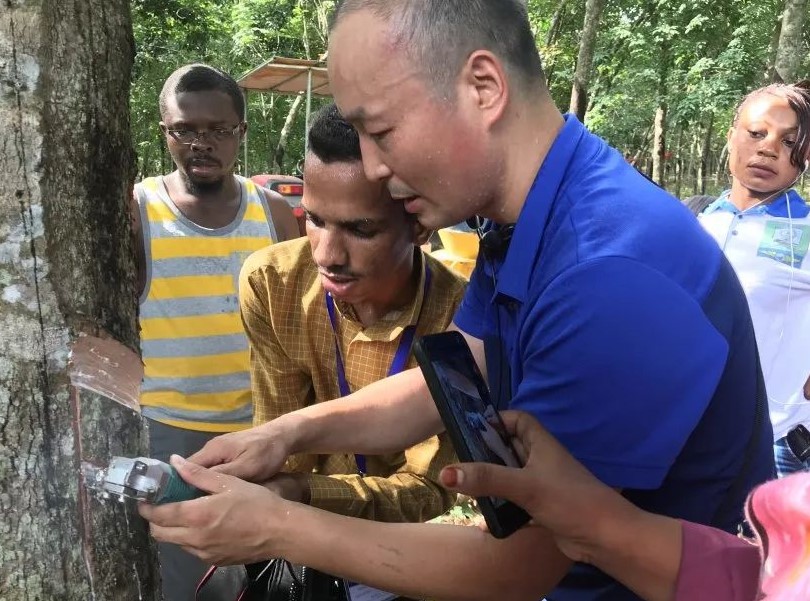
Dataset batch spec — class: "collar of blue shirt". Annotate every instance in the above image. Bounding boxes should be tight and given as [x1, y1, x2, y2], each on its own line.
[495, 114, 586, 304]
[704, 188, 810, 218]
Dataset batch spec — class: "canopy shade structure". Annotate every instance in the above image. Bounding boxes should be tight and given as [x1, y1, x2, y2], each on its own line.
[237, 56, 332, 172]
[237, 56, 330, 96]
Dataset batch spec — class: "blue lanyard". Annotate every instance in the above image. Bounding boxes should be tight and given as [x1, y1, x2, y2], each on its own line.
[324, 265, 432, 475]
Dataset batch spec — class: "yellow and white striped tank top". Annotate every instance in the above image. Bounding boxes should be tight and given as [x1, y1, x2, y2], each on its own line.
[137, 175, 277, 432]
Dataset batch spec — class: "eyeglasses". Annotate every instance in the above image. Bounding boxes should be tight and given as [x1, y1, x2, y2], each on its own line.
[165, 124, 242, 145]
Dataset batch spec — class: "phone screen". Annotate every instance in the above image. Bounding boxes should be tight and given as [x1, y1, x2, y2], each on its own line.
[432, 360, 521, 507]
[415, 331, 530, 538]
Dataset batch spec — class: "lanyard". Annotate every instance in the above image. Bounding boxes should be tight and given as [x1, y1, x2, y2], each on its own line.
[324, 266, 432, 475]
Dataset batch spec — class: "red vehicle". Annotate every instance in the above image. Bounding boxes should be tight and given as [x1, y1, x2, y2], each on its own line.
[250, 174, 306, 235]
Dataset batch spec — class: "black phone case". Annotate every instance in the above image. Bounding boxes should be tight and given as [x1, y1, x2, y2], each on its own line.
[414, 331, 530, 538]
[787, 424, 810, 462]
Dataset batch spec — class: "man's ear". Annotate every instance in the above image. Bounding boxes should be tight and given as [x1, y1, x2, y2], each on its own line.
[460, 50, 509, 130]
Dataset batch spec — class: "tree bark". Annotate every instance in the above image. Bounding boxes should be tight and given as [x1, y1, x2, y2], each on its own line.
[652, 44, 670, 187]
[690, 128, 702, 195]
[631, 122, 654, 166]
[774, 0, 809, 83]
[0, 2, 159, 600]
[568, 0, 606, 121]
[273, 94, 305, 173]
[652, 104, 667, 186]
[674, 125, 685, 199]
[715, 143, 729, 186]
[765, 3, 784, 82]
[698, 116, 715, 194]
[545, 0, 569, 47]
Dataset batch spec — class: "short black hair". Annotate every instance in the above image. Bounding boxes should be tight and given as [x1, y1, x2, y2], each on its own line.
[330, 0, 545, 96]
[307, 103, 362, 163]
[159, 64, 246, 121]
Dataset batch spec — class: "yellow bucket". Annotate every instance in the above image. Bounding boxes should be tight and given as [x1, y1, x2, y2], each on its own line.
[432, 228, 479, 279]
[437, 228, 479, 259]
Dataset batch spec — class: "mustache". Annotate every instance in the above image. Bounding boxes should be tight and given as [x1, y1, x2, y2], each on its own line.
[187, 155, 221, 167]
[318, 266, 360, 279]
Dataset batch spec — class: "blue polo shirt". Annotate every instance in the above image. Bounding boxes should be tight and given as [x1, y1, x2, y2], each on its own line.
[454, 115, 775, 601]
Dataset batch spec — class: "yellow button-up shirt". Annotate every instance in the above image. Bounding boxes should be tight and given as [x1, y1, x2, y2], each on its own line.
[239, 237, 466, 522]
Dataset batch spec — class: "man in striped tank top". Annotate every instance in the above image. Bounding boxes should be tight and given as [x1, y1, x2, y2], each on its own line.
[132, 64, 299, 600]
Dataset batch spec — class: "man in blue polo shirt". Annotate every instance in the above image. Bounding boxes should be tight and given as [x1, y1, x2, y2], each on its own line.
[140, 2, 775, 600]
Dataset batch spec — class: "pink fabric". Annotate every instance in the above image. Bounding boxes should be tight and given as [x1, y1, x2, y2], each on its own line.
[746, 473, 810, 600]
[675, 520, 761, 601]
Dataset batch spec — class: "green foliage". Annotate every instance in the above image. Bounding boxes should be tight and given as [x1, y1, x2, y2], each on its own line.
[131, 0, 333, 179]
[131, 0, 808, 195]
[431, 496, 484, 527]
[534, 0, 804, 194]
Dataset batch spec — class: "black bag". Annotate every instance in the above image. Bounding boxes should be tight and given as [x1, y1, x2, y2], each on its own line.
[682, 194, 716, 216]
[196, 559, 351, 601]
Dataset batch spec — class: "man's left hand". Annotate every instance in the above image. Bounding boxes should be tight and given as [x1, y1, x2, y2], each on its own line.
[138, 455, 290, 565]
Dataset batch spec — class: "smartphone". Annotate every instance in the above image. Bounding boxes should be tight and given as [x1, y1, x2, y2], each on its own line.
[414, 331, 530, 538]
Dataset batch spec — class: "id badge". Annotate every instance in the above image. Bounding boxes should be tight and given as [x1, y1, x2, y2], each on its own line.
[348, 583, 398, 601]
[757, 221, 810, 267]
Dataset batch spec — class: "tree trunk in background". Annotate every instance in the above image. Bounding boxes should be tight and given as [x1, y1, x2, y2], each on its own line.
[584, 3, 654, 118]
[631, 122, 654, 166]
[774, 0, 809, 83]
[545, 0, 569, 47]
[273, 94, 305, 173]
[652, 104, 667, 186]
[765, 3, 784, 82]
[0, 2, 159, 600]
[262, 93, 276, 173]
[686, 123, 700, 196]
[569, 0, 606, 121]
[674, 125, 685, 199]
[652, 44, 670, 187]
[698, 117, 714, 194]
[542, 0, 568, 87]
[716, 143, 729, 186]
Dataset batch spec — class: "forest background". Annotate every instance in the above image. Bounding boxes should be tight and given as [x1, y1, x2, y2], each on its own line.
[132, 0, 810, 200]
[1, 2, 808, 597]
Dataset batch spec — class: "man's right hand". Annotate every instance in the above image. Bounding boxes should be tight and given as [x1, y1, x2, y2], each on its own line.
[187, 421, 293, 482]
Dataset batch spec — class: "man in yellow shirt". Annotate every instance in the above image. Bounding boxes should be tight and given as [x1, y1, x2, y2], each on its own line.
[237, 104, 465, 528]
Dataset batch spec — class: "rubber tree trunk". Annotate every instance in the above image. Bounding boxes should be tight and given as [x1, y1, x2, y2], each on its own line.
[546, 0, 569, 47]
[652, 104, 667, 186]
[569, 0, 606, 122]
[0, 2, 159, 600]
[765, 4, 784, 82]
[273, 94, 305, 173]
[674, 125, 685, 199]
[688, 128, 699, 194]
[715, 143, 729, 186]
[652, 44, 670, 187]
[774, 0, 809, 83]
[698, 117, 715, 195]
